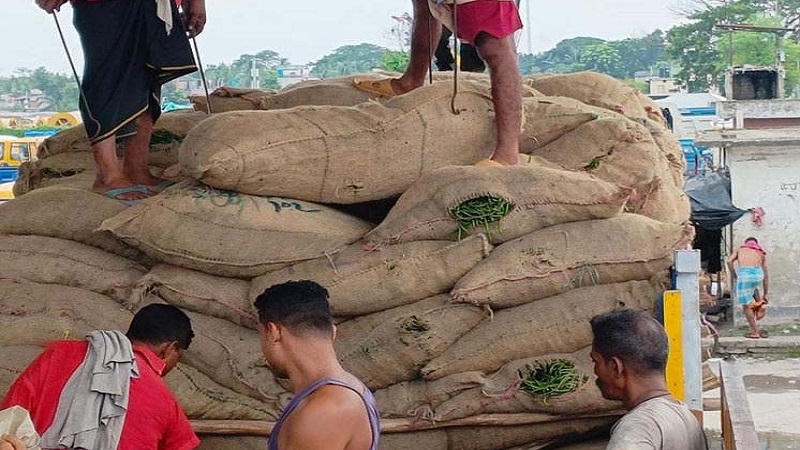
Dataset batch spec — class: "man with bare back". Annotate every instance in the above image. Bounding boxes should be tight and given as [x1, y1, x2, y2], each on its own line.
[254, 280, 380, 450]
[727, 237, 769, 339]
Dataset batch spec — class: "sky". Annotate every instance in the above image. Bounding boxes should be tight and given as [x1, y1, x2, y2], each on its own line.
[3, 0, 688, 77]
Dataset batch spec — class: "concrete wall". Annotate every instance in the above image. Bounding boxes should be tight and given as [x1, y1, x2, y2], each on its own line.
[728, 145, 800, 323]
[718, 99, 800, 120]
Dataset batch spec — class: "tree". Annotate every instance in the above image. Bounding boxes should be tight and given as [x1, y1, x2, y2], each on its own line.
[311, 44, 390, 78]
[380, 51, 410, 73]
[580, 42, 624, 78]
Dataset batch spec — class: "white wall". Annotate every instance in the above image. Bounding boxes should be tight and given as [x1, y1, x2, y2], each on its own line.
[729, 145, 800, 322]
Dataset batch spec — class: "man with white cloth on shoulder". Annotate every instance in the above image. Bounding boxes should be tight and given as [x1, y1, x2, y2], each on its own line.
[1, 304, 199, 450]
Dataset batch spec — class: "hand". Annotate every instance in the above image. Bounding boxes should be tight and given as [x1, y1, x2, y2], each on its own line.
[34, 0, 68, 14]
[0, 435, 27, 450]
[183, 0, 207, 38]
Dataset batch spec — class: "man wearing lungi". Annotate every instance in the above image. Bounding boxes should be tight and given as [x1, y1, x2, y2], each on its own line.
[727, 237, 770, 339]
[34, 0, 206, 204]
[354, 0, 523, 166]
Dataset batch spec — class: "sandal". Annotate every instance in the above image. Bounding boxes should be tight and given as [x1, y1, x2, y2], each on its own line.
[101, 185, 150, 207]
[353, 78, 398, 99]
[744, 333, 761, 339]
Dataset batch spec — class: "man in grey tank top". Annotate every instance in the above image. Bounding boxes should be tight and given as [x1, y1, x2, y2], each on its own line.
[254, 281, 380, 450]
[589, 309, 707, 450]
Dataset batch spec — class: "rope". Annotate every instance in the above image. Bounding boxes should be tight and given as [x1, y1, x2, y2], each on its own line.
[450, 2, 460, 115]
[53, 12, 101, 137]
[191, 36, 213, 114]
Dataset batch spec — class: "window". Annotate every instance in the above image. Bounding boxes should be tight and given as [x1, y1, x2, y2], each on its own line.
[10, 143, 30, 162]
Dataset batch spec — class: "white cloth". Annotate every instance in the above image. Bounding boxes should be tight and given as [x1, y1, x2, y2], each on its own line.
[39, 331, 139, 450]
[0, 406, 41, 450]
[156, 0, 174, 35]
[606, 396, 706, 450]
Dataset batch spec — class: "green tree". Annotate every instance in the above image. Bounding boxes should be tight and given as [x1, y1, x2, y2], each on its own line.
[379, 50, 410, 73]
[580, 42, 624, 78]
[311, 44, 392, 78]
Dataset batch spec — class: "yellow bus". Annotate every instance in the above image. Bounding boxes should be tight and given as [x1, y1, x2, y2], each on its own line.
[0, 137, 41, 167]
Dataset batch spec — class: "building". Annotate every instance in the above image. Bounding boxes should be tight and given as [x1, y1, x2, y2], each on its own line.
[276, 65, 317, 89]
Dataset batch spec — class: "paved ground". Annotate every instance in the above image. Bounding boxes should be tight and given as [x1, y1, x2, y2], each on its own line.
[703, 332, 800, 450]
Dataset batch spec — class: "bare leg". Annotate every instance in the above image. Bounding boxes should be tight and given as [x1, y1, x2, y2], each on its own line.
[392, 0, 442, 94]
[91, 136, 149, 201]
[123, 111, 162, 187]
[743, 304, 760, 337]
[475, 33, 521, 165]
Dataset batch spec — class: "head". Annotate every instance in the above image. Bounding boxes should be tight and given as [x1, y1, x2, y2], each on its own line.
[253, 280, 335, 378]
[745, 237, 758, 244]
[589, 309, 668, 402]
[126, 304, 194, 376]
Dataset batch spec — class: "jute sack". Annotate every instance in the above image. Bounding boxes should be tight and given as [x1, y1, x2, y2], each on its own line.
[527, 72, 650, 121]
[190, 86, 278, 113]
[364, 165, 629, 245]
[0, 235, 146, 303]
[452, 214, 691, 308]
[13, 167, 94, 197]
[376, 348, 617, 422]
[335, 295, 487, 390]
[250, 235, 492, 316]
[630, 176, 691, 225]
[432, 348, 620, 421]
[179, 80, 498, 203]
[644, 119, 686, 189]
[14, 152, 95, 195]
[527, 117, 666, 198]
[101, 181, 372, 278]
[0, 345, 41, 396]
[130, 264, 257, 329]
[37, 110, 208, 164]
[0, 281, 132, 346]
[378, 416, 616, 450]
[426, 280, 663, 380]
[177, 310, 289, 403]
[521, 97, 600, 151]
[0, 186, 145, 260]
[165, 363, 285, 421]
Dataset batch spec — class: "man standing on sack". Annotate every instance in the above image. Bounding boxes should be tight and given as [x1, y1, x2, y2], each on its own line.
[33, 0, 206, 204]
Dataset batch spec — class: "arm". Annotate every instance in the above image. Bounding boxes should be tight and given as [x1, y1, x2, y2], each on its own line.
[726, 249, 739, 280]
[280, 389, 364, 450]
[762, 258, 769, 298]
[183, 0, 207, 37]
[0, 436, 27, 450]
[34, 0, 68, 13]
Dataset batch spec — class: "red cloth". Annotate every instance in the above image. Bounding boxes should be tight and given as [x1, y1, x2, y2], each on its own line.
[454, 0, 523, 44]
[1, 341, 199, 450]
[80, 0, 184, 7]
[742, 240, 767, 255]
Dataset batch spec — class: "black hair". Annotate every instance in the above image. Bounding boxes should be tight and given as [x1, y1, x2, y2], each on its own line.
[126, 304, 194, 350]
[253, 280, 334, 336]
[745, 237, 758, 243]
[589, 309, 668, 375]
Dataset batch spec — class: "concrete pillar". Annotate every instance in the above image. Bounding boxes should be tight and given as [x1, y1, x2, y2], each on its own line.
[674, 249, 702, 418]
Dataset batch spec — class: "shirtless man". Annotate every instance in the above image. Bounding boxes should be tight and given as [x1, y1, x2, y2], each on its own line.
[727, 237, 769, 339]
[354, 0, 523, 166]
[254, 280, 380, 450]
[590, 309, 706, 450]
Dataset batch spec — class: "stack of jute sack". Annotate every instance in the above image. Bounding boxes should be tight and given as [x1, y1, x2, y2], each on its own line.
[0, 71, 692, 450]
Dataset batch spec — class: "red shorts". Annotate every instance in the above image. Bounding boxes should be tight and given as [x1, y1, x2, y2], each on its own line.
[454, 0, 523, 44]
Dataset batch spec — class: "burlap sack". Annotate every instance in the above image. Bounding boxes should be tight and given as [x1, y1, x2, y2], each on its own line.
[376, 348, 616, 422]
[334, 295, 486, 389]
[451, 214, 691, 308]
[426, 280, 663, 380]
[0, 186, 145, 260]
[164, 363, 284, 421]
[0, 345, 42, 397]
[527, 117, 663, 192]
[190, 86, 278, 113]
[13, 167, 94, 197]
[0, 281, 132, 346]
[644, 118, 686, 189]
[179, 80, 498, 203]
[250, 235, 492, 316]
[378, 416, 616, 450]
[631, 178, 691, 225]
[0, 235, 146, 303]
[14, 152, 95, 196]
[527, 72, 650, 121]
[101, 181, 372, 278]
[432, 348, 621, 421]
[177, 310, 289, 403]
[130, 264, 256, 328]
[521, 97, 600, 151]
[365, 165, 629, 245]
[37, 110, 207, 165]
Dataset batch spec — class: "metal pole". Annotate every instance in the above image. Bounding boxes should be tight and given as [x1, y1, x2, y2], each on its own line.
[673, 249, 703, 423]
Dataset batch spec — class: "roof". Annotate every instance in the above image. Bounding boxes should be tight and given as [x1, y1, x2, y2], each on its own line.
[655, 92, 726, 109]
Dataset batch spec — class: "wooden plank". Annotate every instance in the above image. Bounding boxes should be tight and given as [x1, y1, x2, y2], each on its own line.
[190, 411, 626, 436]
[719, 360, 759, 450]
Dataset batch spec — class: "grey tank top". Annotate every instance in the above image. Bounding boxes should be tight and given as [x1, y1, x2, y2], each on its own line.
[267, 378, 380, 450]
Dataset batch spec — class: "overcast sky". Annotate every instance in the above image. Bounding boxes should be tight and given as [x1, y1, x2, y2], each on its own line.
[3, 0, 687, 76]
